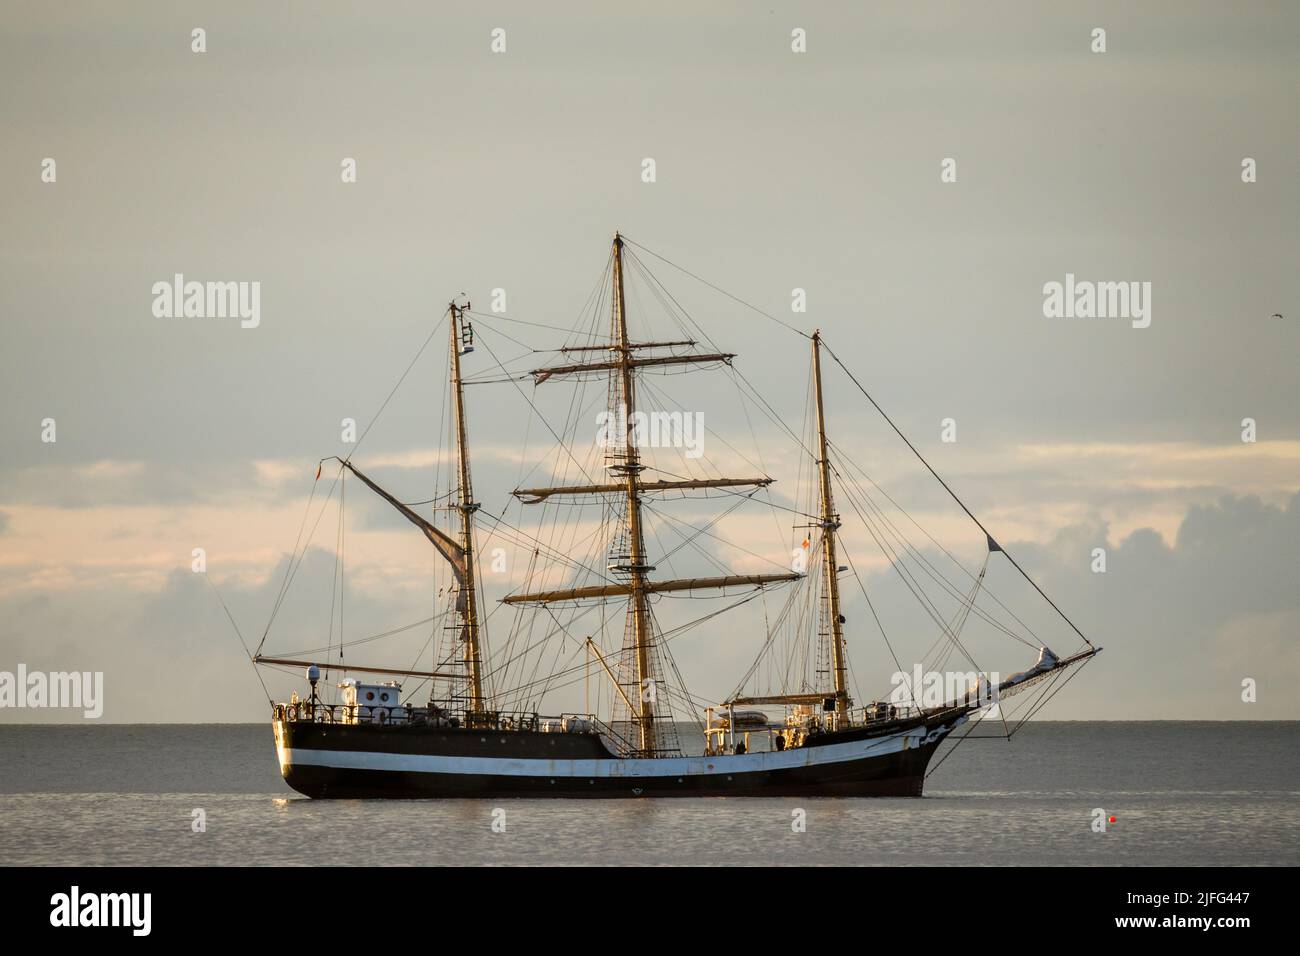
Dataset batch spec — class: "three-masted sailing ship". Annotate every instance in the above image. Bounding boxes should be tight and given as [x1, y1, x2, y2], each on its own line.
[255, 232, 1100, 798]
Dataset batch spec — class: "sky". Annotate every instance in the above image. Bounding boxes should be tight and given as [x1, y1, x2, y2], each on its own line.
[1, 2, 1297, 722]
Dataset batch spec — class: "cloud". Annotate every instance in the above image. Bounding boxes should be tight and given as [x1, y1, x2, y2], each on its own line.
[0, 432, 1296, 721]
[980, 492, 1300, 718]
[1, 487, 1295, 722]
[0, 545, 449, 723]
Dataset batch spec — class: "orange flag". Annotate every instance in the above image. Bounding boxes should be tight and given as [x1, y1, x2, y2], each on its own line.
[315, 463, 322, 481]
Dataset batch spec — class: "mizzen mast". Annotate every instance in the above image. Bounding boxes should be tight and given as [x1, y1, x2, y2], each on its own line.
[811, 330, 850, 720]
[449, 299, 486, 714]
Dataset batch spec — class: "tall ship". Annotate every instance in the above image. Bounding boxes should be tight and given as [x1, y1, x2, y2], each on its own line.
[254, 233, 1100, 798]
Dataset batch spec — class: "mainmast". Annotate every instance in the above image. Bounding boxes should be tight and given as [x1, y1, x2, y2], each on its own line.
[811, 330, 849, 720]
[449, 300, 486, 714]
[505, 231, 802, 756]
[611, 234, 656, 754]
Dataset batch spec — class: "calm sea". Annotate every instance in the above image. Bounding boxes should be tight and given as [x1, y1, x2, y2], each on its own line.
[1, 722, 1296, 866]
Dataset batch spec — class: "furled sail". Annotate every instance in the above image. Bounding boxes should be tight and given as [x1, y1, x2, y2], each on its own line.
[338, 459, 468, 606]
[514, 476, 772, 504]
[502, 571, 802, 605]
[996, 645, 1098, 699]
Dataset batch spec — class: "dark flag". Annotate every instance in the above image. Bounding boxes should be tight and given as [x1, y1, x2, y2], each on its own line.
[986, 533, 1003, 553]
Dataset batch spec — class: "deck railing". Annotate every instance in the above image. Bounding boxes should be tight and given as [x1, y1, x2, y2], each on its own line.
[271, 700, 636, 748]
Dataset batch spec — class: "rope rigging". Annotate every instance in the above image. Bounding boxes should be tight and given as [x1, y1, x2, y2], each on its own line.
[817, 335, 1096, 653]
[242, 234, 1097, 751]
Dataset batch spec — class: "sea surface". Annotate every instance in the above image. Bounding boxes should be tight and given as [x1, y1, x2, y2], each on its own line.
[0, 722, 1296, 866]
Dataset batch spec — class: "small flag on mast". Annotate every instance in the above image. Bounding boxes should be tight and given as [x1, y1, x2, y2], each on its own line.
[315, 463, 322, 481]
[986, 533, 1003, 553]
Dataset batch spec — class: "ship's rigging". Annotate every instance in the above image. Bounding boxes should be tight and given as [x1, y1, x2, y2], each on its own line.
[251, 233, 1100, 765]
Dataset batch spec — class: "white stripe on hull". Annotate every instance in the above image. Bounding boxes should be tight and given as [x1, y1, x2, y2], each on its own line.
[276, 718, 964, 779]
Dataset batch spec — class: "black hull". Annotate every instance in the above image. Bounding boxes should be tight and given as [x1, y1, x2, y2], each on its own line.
[281, 745, 940, 798]
[273, 710, 967, 799]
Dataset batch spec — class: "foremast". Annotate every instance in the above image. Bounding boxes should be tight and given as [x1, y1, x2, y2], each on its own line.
[449, 300, 486, 715]
[728, 331, 851, 720]
[811, 330, 850, 720]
